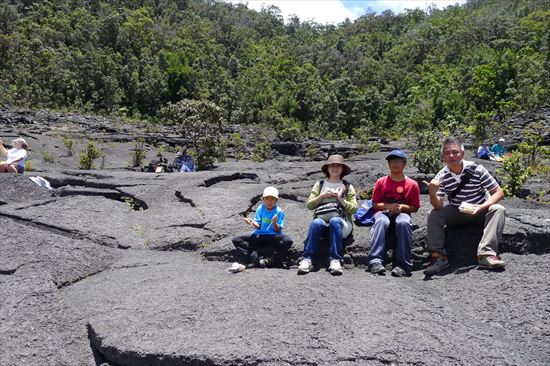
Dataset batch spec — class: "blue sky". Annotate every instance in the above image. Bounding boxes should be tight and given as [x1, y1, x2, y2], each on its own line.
[223, 1, 468, 24]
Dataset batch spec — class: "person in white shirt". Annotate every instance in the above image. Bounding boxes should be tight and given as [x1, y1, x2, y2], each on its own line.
[0, 137, 28, 173]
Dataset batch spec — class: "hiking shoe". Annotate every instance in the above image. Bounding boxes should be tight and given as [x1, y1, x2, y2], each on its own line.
[478, 255, 505, 269]
[297, 258, 313, 274]
[329, 259, 343, 276]
[258, 257, 273, 268]
[246, 261, 258, 269]
[228, 262, 245, 273]
[423, 254, 449, 275]
[391, 266, 410, 277]
[368, 263, 386, 275]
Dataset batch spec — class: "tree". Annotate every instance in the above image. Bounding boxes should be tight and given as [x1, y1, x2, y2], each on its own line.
[160, 99, 224, 170]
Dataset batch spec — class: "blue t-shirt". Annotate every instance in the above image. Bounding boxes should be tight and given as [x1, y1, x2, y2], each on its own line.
[491, 144, 506, 157]
[252, 204, 285, 235]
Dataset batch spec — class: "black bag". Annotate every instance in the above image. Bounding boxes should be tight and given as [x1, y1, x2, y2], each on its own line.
[314, 201, 343, 219]
[313, 179, 350, 220]
[448, 164, 478, 200]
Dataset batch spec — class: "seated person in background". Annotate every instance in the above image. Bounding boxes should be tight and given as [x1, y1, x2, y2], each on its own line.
[425, 137, 506, 276]
[476, 144, 494, 160]
[173, 151, 185, 170]
[229, 186, 293, 272]
[176, 148, 195, 172]
[491, 137, 507, 158]
[0, 137, 28, 173]
[366, 150, 420, 277]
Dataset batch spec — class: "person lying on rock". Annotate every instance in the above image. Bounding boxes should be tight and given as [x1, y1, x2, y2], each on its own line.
[366, 150, 420, 277]
[425, 136, 506, 275]
[298, 154, 358, 276]
[228, 186, 293, 273]
[0, 137, 28, 173]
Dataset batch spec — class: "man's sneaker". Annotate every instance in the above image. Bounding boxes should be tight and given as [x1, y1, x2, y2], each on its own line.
[297, 258, 312, 274]
[258, 257, 273, 268]
[423, 254, 449, 275]
[329, 259, 343, 276]
[478, 255, 505, 269]
[228, 262, 245, 273]
[391, 266, 410, 277]
[368, 263, 386, 275]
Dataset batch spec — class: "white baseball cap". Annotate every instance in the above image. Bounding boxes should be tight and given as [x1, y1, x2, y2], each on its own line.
[262, 186, 279, 199]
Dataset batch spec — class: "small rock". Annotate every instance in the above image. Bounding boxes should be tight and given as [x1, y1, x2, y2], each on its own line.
[0, 263, 19, 275]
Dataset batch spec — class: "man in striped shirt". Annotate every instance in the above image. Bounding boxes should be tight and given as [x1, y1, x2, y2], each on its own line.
[425, 137, 506, 275]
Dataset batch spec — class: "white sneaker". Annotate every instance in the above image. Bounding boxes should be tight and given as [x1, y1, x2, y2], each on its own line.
[297, 258, 312, 274]
[329, 259, 343, 275]
[228, 262, 245, 273]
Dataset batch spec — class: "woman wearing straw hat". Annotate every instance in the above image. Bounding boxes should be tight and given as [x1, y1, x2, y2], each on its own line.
[298, 154, 358, 275]
[0, 137, 28, 173]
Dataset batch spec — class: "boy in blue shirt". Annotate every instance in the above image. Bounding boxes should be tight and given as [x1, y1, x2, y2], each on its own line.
[229, 186, 293, 272]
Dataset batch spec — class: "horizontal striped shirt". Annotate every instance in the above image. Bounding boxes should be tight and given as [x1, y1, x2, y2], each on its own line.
[434, 160, 499, 207]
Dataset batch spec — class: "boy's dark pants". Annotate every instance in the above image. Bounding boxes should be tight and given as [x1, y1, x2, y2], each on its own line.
[232, 234, 293, 266]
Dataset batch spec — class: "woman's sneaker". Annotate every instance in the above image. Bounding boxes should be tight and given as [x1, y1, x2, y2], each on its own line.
[478, 255, 505, 269]
[297, 258, 312, 274]
[329, 259, 343, 276]
[423, 254, 449, 275]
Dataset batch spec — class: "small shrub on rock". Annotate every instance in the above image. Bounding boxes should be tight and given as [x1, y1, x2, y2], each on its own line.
[517, 122, 550, 173]
[251, 142, 272, 162]
[353, 127, 376, 154]
[24, 159, 33, 172]
[497, 152, 530, 197]
[278, 119, 303, 142]
[79, 140, 103, 170]
[130, 138, 147, 167]
[412, 131, 442, 174]
[41, 149, 55, 163]
[194, 136, 219, 169]
[230, 133, 246, 160]
[305, 144, 319, 160]
[365, 141, 381, 153]
[357, 187, 374, 200]
[217, 137, 227, 162]
[62, 134, 74, 156]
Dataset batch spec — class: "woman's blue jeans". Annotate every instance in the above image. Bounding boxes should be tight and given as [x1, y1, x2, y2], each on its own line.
[303, 217, 344, 261]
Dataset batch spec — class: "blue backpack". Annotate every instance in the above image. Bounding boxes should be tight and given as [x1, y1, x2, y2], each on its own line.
[353, 199, 376, 226]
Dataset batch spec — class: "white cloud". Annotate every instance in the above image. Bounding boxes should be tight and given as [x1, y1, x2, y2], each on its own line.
[356, 1, 468, 16]
[222, 1, 468, 24]
[223, 1, 357, 24]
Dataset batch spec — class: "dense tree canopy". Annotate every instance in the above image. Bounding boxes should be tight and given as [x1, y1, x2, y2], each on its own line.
[0, 0, 548, 139]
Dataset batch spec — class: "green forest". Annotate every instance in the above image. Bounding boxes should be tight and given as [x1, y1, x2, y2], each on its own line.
[0, 0, 549, 141]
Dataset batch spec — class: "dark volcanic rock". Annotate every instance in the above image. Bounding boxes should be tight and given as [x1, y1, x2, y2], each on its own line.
[1, 107, 549, 366]
[0, 215, 119, 365]
[0, 174, 54, 204]
[69, 250, 549, 366]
